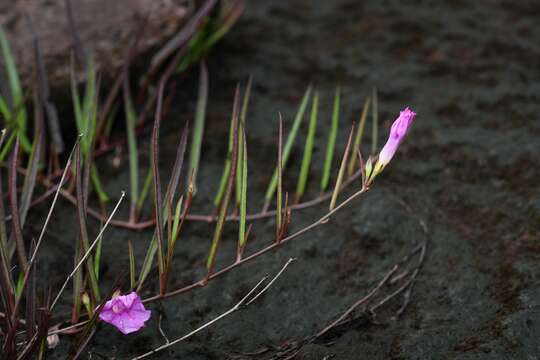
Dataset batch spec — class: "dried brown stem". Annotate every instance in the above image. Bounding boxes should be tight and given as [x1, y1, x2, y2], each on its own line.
[131, 257, 294, 360]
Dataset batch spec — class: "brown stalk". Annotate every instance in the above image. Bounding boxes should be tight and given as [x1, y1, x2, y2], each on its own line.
[329, 123, 355, 211]
[25, 166, 363, 230]
[236, 223, 253, 262]
[152, 82, 166, 294]
[9, 137, 28, 273]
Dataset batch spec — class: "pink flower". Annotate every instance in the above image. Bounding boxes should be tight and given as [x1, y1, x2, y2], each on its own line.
[376, 107, 416, 169]
[99, 292, 151, 334]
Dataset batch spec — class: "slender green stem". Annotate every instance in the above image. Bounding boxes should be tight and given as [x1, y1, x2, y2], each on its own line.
[236, 77, 252, 205]
[124, 80, 139, 213]
[188, 61, 208, 193]
[295, 91, 318, 201]
[321, 87, 340, 191]
[264, 85, 312, 202]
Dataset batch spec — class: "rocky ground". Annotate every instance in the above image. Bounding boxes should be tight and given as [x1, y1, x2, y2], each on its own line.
[40, 0, 540, 359]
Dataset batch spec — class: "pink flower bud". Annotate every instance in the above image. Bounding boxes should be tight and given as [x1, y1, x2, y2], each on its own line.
[99, 292, 151, 335]
[376, 107, 416, 169]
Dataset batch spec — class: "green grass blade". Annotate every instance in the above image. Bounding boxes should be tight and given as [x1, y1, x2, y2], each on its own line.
[170, 196, 184, 250]
[0, 131, 16, 162]
[81, 61, 97, 152]
[295, 90, 318, 201]
[188, 61, 208, 193]
[90, 164, 109, 203]
[0, 29, 22, 102]
[238, 130, 248, 248]
[205, 1, 244, 49]
[93, 235, 102, 281]
[371, 87, 378, 154]
[136, 169, 153, 214]
[321, 87, 340, 191]
[0, 96, 12, 122]
[128, 240, 135, 289]
[124, 81, 139, 210]
[70, 57, 83, 133]
[264, 85, 312, 202]
[207, 86, 240, 274]
[213, 111, 235, 207]
[0, 27, 28, 149]
[347, 97, 370, 176]
[236, 77, 252, 205]
[0, 130, 14, 297]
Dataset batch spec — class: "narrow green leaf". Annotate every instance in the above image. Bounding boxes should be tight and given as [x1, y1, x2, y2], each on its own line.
[0, 29, 22, 105]
[0, 131, 15, 162]
[90, 164, 109, 203]
[170, 196, 184, 250]
[295, 91, 318, 201]
[70, 56, 83, 132]
[238, 130, 248, 248]
[264, 85, 312, 201]
[15, 272, 24, 298]
[347, 97, 370, 177]
[207, 87, 240, 273]
[0, 26, 28, 150]
[0, 131, 14, 297]
[0, 96, 12, 123]
[136, 169, 153, 214]
[214, 111, 235, 207]
[93, 235, 102, 281]
[103, 102, 118, 140]
[236, 77, 252, 205]
[128, 240, 135, 289]
[188, 61, 208, 193]
[321, 87, 340, 191]
[205, 1, 244, 49]
[124, 80, 139, 209]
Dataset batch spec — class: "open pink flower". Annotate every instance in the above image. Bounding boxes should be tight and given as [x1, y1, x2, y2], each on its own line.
[376, 107, 416, 170]
[99, 292, 151, 335]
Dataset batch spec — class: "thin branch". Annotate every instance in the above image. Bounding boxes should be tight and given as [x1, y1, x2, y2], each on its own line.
[38, 166, 364, 230]
[131, 258, 294, 360]
[143, 185, 367, 303]
[49, 192, 126, 311]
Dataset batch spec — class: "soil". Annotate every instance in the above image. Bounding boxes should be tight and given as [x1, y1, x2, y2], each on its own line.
[35, 0, 540, 359]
